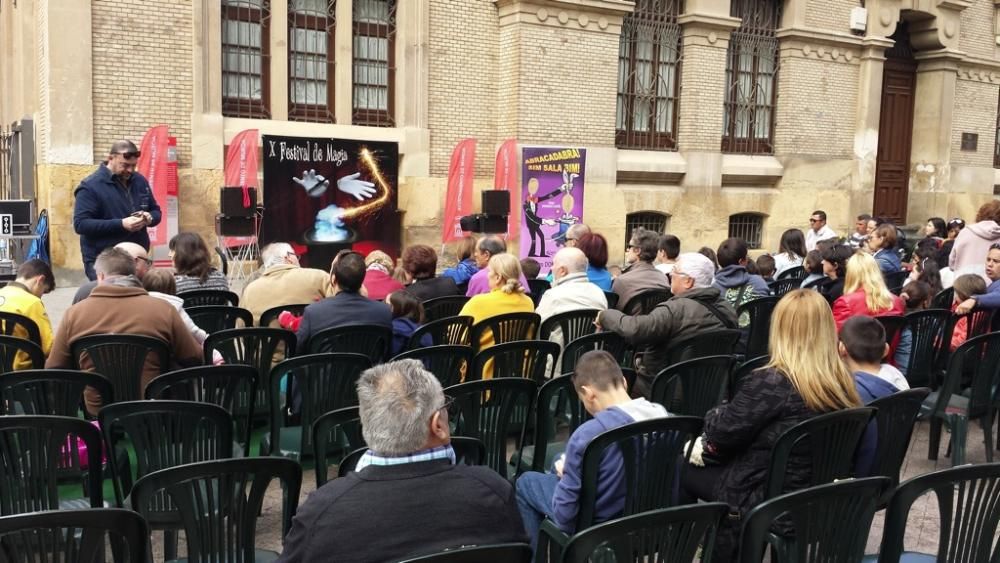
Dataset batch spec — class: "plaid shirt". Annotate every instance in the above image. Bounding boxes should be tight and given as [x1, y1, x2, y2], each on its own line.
[355, 445, 456, 472]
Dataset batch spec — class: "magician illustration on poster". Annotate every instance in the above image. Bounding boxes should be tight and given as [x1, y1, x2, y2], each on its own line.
[261, 135, 400, 270]
[519, 147, 587, 275]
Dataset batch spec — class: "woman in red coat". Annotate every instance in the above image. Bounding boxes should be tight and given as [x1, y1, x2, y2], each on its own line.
[362, 250, 404, 301]
[832, 252, 905, 331]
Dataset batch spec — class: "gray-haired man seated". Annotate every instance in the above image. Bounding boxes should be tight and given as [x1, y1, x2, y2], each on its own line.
[277, 359, 527, 562]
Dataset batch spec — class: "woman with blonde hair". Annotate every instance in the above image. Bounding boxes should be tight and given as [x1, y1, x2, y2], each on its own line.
[832, 251, 904, 331]
[680, 290, 863, 562]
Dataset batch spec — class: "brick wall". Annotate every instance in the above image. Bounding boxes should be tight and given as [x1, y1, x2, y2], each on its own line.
[676, 36, 730, 152]
[951, 76, 999, 168]
[960, 0, 996, 61]
[805, 0, 854, 34]
[91, 0, 193, 166]
[773, 52, 858, 159]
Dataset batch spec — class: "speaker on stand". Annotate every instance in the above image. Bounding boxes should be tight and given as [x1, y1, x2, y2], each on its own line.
[216, 187, 263, 286]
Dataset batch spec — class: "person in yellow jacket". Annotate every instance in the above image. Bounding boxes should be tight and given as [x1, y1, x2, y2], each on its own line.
[0, 259, 55, 369]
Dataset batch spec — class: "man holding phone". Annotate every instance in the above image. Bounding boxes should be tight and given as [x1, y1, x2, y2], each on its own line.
[73, 140, 161, 280]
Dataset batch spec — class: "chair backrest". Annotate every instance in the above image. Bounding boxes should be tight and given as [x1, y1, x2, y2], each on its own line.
[203, 327, 296, 426]
[769, 278, 804, 297]
[0, 415, 103, 515]
[867, 388, 930, 488]
[622, 289, 672, 316]
[447, 378, 539, 480]
[308, 324, 392, 363]
[664, 329, 742, 366]
[739, 477, 891, 563]
[422, 295, 470, 322]
[70, 334, 170, 404]
[776, 266, 805, 280]
[900, 309, 950, 388]
[99, 400, 234, 507]
[731, 355, 769, 396]
[258, 303, 310, 328]
[931, 286, 955, 310]
[312, 406, 364, 488]
[765, 407, 876, 499]
[185, 305, 253, 334]
[576, 417, 703, 528]
[530, 375, 591, 473]
[561, 332, 627, 375]
[883, 270, 909, 295]
[879, 462, 1000, 563]
[396, 543, 532, 563]
[603, 291, 619, 309]
[269, 353, 371, 458]
[337, 437, 487, 478]
[0, 311, 41, 346]
[527, 279, 551, 307]
[470, 340, 560, 383]
[0, 508, 149, 563]
[407, 315, 473, 349]
[470, 313, 541, 353]
[539, 309, 601, 344]
[737, 297, 779, 358]
[130, 458, 302, 560]
[178, 289, 240, 308]
[392, 345, 473, 388]
[651, 355, 736, 418]
[0, 369, 113, 417]
[875, 315, 907, 348]
[562, 504, 729, 563]
[930, 331, 1000, 421]
[0, 335, 44, 373]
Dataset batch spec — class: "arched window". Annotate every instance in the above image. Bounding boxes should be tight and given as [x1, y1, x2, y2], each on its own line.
[288, 0, 336, 122]
[626, 211, 670, 249]
[222, 0, 272, 119]
[616, 0, 683, 151]
[729, 212, 765, 249]
[722, 0, 781, 154]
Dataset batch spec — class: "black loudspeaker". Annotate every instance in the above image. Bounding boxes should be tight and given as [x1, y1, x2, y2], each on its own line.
[215, 214, 256, 236]
[482, 191, 510, 216]
[220, 187, 257, 217]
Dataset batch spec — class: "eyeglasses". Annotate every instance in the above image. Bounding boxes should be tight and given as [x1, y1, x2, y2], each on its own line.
[134, 256, 153, 266]
[115, 151, 141, 159]
[438, 395, 456, 417]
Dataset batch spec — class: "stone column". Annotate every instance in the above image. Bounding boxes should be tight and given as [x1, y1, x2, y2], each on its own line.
[851, 37, 893, 204]
[908, 51, 962, 220]
[333, 0, 354, 124]
[270, 0, 289, 121]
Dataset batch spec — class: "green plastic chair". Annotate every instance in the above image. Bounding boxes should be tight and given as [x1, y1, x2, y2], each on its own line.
[515, 374, 590, 474]
[259, 303, 310, 328]
[0, 508, 149, 563]
[70, 334, 170, 404]
[185, 305, 253, 334]
[407, 316, 474, 349]
[470, 313, 541, 354]
[731, 354, 769, 397]
[923, 331, 1000, 466]
[539, 309, 601, 345]
[178, 289, 239, 308]
[0, 369, 113, 417]
[312, 406, 364, 488]
[0, 311, 42, 347]
[650, 355, 736, 418]
[562, 504, 729, 563]
[621, 288, 672, 316]
[739, 477, 891, 563]
[392, 345, 473, 389]
[737, 296, 779, 358]
[875, 462, 1000, 563]
[537, 416, 704, 562]
[897, 309, 950, 388]
[471, 340, 560, 383]
[422, 295, 470, 323]
[664, 329, 742, 366]
[561, 333, 627, 375]
[307, 324, 393, 364]
[396, 543, 532, 563]
[937, 308, 996, 376]
[867, 388, 930, 491]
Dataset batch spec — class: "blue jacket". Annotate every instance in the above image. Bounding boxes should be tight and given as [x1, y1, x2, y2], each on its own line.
[713, 265, 769, 298]
[873, 249, 902, 274]
[296, 291, 392, 351]
[854, 371, 899, 477]
[73, 163, 162, 262]
[587, 266, 614, 292]
[974, 279, 1000, 309]
[390, 317, 431, 356]
[442, 258, 479, 286]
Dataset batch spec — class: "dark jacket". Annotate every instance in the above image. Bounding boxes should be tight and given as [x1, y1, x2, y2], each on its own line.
[599, 287, 737, 397]
[405, 276, 461, 302]
[73, 163, 162, 262]
[713, 265, 769, 301]
[295, 291, 392, 351]
[390, 317, 431, 356]
[611, 261, 669, 313]
[276, 460, 528, 563]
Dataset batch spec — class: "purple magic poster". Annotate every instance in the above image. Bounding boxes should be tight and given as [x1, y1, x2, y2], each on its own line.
[519, 147, 587, 275]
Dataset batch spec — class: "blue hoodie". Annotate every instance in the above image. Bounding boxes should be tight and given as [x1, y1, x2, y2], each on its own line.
[974, 278, 1000, 309]
[713, 265, 769, 299]
[442, 258, 479, 286]
[853, 371, 899, 477]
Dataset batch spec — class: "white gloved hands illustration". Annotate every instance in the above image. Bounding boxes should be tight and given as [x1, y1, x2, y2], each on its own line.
[292, 169, 331, 197]
[337, 172, 377, 201]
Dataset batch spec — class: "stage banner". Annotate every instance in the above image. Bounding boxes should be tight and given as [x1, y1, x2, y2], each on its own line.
[136, 124, 170, 246]
[494, 139, 518, 240]
[519, 147, 587, 275]
[224, 129, 260, 207]
[442, 138, 476, 243]
[261, 135, 400, 270]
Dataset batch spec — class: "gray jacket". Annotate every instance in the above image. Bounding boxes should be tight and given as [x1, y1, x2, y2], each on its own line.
[611, 261, 670, 312]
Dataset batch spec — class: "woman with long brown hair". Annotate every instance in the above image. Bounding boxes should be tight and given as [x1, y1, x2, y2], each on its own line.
[170, 232, 229, 293]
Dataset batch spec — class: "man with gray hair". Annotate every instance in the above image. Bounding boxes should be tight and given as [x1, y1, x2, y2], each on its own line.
[537, 247, 607, 372]
[612, 227, 670, 313]
[277, 360, 526, 562]
[465, 235, 532, 297]
[72, 241, 152, 303]
[597, 252, 737, 398]
[240, 242, 333, 324]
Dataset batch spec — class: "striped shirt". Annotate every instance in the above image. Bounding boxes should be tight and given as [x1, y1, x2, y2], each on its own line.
[355, 445, 456, 472]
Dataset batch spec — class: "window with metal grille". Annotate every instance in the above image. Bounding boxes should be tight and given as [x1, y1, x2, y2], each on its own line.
[222, 0, 271, 119]
[722, 0, 781, 155]
[729, 213, 765, 249]
[615, 0, 683, 151]
[288, 0, 336, 122]
[625, 212, 669, 249]
[352, 0, 396, 127]
[994, 89, 1000, 168]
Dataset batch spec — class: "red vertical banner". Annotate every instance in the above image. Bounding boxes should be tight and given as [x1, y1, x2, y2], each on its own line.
[224, 129, 260, 207]
[494, 139, 519, 239]
[441, 138, 476, 243]
[136, 125, 170, 246]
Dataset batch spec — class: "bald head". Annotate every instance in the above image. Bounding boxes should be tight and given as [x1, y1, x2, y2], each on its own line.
[565, 223, 591, 247]
[552, 247, 588, 282]
[114, 242, 151, 278]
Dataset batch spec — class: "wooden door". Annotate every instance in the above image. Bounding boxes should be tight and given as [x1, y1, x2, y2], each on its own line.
[873, 58, 917, 223]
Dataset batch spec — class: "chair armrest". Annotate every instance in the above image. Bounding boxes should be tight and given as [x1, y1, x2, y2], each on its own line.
[538, 518, 571, 562]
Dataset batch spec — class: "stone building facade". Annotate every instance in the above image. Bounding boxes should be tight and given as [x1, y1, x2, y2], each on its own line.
[1, 0, 999, 276]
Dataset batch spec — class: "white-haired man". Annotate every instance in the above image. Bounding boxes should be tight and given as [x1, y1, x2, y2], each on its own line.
[72, 241, 152, 304]
[537, 247, 607, 373]
[597, 252, 737, 398]
[241, 242, 333, 324]
[277, 360, 527, 562]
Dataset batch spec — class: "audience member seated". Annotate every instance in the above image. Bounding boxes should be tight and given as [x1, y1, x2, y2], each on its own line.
[773, 229, 806, 277]
[401, 244, 461, 302]
[576, 233, 613, 291]
[141, 268, 223, 365]
[849, 213, 871, 249]
[387, 291, 432, 356]
[276, 360, 527, 563]
[866, 223, 902, 275]
[563, 223, 591, 249]
[806, 209, 838, 251]
[756, 254, 776, 283]
[950, 201, 1000, 278]
[73, 242, 152, 303]
[597, 253, 737, 398]
[362, 250, 404, 301]
[241, 242, 333, 324]
[296, 250, 392, 351]
[537, 248, 608, 368]
[680, 289, 863, 562]
[713, 238, 769, 321]
[892, 280, 932, 372]
[922, 217, 947, 246]
[819, 244, 853, 301]
[47, 248, 202, 414]
[441, 235, 479, 286]
[0, 259, 54, 369]
[950, 274, 986, 351]
[612, 227, 669, 311]
[170, 232, 229, 293]
[937, 217, 965, 270]
[905, 245, 946, 294]
[956, 244, 1000, 315]
[832, 252, 904, 331]
[655, 234, 680, 276]
[800, 250, 826, 287]
[698, 247, 719, 272]
[465, 236, 530, 297]
[521, 258, 541, 280]
[515, 351, 668, 549]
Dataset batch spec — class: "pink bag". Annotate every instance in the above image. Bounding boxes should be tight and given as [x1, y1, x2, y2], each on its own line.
[61, 420, 106, 469]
